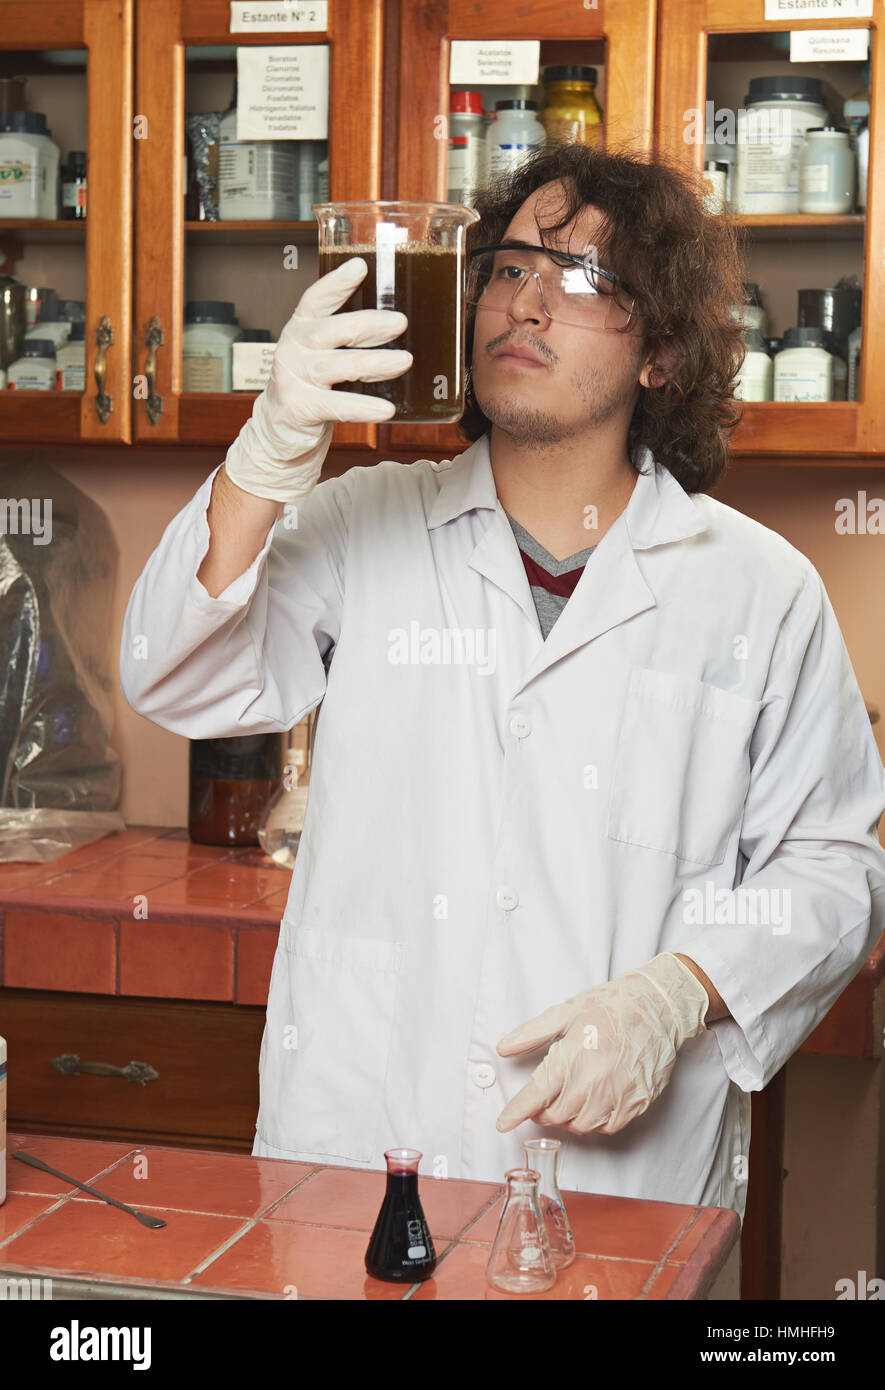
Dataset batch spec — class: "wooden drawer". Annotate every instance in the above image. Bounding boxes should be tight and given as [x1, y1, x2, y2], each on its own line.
[0, 988, 265, 1152]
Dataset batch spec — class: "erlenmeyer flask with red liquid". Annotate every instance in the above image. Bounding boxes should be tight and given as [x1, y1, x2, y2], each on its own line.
[365, 1148, 437, 1282]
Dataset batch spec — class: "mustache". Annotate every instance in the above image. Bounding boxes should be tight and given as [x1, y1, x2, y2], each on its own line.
[486, 330, 558, 366]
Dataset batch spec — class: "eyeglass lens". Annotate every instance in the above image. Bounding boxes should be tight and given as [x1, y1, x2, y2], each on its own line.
[467, 247, 633, 330]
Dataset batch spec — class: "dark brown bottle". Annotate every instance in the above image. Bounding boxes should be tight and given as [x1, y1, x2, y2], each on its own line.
[188, 734, 281, 846]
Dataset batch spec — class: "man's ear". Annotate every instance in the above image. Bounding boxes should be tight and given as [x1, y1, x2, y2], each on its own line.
[639, 339, 681, 390]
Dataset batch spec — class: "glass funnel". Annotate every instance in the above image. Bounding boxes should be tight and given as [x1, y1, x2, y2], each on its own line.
[365, 1148, 437, 1283]
[486, 1168, 556, 1294]
[313, 200, 479, 424]
[523, 1137, 575, 1268]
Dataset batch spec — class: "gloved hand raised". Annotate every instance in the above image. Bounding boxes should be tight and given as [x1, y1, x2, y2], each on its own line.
[495, 953, 710, 1136]
[224, 256, 412, 504]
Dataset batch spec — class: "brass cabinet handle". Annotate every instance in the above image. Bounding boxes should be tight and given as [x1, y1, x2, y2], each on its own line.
[144, 315, 164, 425]
[93, 314, 113, 423]
[50, 1052, 159, 1086]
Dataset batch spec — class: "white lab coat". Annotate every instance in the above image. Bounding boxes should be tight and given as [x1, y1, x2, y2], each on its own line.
[120, 436, 885, 1223]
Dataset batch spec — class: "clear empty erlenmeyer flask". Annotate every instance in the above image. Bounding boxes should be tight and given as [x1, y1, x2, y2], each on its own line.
[523, 1137, 575, 1268]
[485, 1168, 556, 1293]
[365, 1148, 437, 1283]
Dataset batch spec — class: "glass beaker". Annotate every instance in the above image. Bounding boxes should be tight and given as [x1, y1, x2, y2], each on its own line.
[365, 1148, 437, 1283]
[486, 1168, 556, 1294]
[523, 1138, 575, 1268]
[312, 200, 479, 424]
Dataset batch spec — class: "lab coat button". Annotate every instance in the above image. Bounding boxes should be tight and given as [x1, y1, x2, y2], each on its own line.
[509, 714, 532, 739]
[471, 1063, 496, 1088]
[496, 886, 519, 910]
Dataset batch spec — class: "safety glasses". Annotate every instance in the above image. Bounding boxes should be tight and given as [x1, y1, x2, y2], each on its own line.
[466, 240, 637, 332]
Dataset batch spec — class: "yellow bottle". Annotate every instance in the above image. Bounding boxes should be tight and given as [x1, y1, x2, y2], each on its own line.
[540, 65, 602, 147]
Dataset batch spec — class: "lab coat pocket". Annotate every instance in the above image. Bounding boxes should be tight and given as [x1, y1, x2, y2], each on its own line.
[266, 920, 404, 1161]
[605, 667, 762, 867]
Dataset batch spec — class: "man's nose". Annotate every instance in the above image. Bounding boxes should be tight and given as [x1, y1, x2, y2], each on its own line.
[506, 272, 550, 328]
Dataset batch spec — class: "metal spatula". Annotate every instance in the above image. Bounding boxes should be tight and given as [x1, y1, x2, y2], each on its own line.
[12, 1150, 167, 1229]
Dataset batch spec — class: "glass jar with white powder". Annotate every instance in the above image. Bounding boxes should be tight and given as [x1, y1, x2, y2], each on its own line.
[774, 326, 834, 403]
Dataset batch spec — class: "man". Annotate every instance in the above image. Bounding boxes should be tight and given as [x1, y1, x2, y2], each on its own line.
[120, 144, 885, 1225]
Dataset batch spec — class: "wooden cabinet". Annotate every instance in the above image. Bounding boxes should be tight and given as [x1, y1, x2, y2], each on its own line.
[1, 987, 265, 1152]
[0, 0, 132, 444]
[133, 0, 383, 450]
[0, 0, 882, 459]
[656, 1, 882, 457]
[0, 0, 382, 450]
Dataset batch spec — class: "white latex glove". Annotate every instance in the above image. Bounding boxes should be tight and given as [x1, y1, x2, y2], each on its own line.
[495, 953, 709, 1136]
[223, 257, 412, 503]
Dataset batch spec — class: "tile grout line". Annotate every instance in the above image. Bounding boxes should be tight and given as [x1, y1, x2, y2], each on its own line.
[0, 1148, 145, 1249]
[181, 1166, 326, 1283]
[398, 1187, 507, 1299]
[636, 1210, 702, 1300]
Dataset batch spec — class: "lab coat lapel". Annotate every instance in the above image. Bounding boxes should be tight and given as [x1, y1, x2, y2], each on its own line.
[517, 452, 710, 686]
[427, 435, 710, 685]
[427, 435, 541, 632]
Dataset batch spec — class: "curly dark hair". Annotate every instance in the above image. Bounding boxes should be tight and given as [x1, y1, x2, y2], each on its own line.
[460, 141, 750, 494]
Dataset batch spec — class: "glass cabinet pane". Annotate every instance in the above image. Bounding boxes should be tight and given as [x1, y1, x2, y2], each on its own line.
[705, 30, 868, 406]
[0, 50, 87, 395]
[445, 40, 606, 209]
[181, 44, 327, 397]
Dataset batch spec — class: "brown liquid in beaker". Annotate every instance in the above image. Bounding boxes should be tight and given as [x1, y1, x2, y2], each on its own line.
[318, 244, 464, 423]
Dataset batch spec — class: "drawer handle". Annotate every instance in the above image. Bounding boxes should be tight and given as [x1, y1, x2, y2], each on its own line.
[50, 1053, 159, 1086]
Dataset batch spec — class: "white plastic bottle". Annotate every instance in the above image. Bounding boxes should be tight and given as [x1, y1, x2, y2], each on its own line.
[182, 300, 239, 391]
[488, 100, 545, 179]
[733, 76, 827, 214]
[217, 106, 300, 221]
[734, 329, 773, 401]
[848, 325, 862, 401]
[25, 302, 73, 350]
[56, 322, 85, 390]
[773, 327, 833, 403]
[8, 339, 56, 389]
[447, 90, 487, 205]
[0, 111, 60, 220]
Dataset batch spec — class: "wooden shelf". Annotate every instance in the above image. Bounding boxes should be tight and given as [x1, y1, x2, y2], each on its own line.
[184, 220, 318, 246]
[735, 214, 865, 243]
[0, 220, 85, 245]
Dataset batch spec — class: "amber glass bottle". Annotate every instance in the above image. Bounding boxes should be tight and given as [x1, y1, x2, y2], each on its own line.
[188, 734, 282, 846]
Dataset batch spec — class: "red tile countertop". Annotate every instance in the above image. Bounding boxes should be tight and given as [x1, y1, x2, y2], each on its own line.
[0, 1132, 739, 1300]
[0, 825, 882, 1057]
[0, 827, 289, 1005]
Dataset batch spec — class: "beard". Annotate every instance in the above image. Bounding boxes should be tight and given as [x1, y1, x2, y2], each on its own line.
[473, 361, 631, 451]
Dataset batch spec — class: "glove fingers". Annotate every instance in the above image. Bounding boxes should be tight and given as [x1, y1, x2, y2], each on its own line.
[497, 1002, 573, 1057]
[307, 348, 413, 388]
[296, 308, 409, 351]
[295, 257, 370, 318]
[301, 387, 397, 424]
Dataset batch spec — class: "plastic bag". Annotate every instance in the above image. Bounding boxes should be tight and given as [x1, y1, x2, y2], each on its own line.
[0, 457, 124, 862]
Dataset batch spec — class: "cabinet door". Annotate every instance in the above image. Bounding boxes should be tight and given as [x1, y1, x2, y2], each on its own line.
[387, 0, 656, 457]
[657, 0, 881, 458]
[0, 0, 132, 444]
[133, 0, 383, 449]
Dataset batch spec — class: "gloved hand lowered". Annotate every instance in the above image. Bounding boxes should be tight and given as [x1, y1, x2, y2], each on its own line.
[495, 953, 710, 1136]
[224, 257, 412, 504]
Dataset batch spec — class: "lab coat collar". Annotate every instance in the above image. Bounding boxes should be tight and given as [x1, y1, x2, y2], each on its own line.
[425, 432, 710, 550]
[427, 433, 710, 684]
